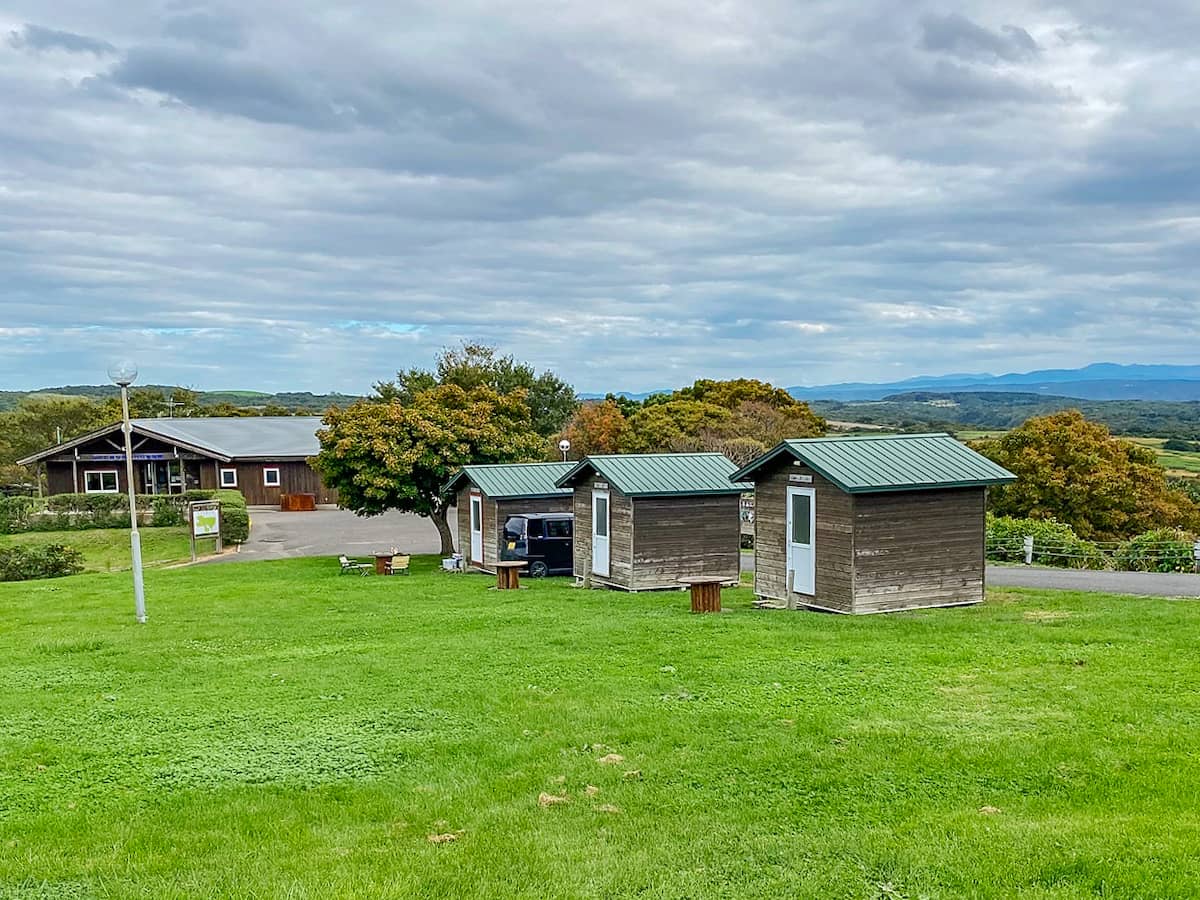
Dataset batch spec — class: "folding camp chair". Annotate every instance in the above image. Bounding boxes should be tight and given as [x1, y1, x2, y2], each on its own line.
[339, 555, 371, 576]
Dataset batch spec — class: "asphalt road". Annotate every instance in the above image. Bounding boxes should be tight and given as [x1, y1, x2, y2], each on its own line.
[208, 506, 451, 563]
[986, 565, 1200, 598]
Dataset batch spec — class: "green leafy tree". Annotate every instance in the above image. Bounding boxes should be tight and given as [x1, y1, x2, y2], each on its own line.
[675, 377, 800, 410]
[619, 379, 825, 460]
[620, 400, 732, 453]
[312, 384, 544, 554]
[604, 393, 643, 418]
[973, 410, 1198, 540]
[376, 343, 578, 438]
[0, 397, 110, 483]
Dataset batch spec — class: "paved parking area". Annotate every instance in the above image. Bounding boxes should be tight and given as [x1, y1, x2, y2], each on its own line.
[210, 506, 453, 563]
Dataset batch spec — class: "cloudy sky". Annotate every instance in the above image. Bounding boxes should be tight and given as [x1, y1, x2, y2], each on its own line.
[2, 1, 1198, 394]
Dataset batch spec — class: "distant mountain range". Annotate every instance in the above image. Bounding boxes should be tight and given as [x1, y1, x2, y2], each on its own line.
[583, 363, 1200, 403]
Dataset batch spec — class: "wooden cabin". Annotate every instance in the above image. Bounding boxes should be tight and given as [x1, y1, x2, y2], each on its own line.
[444, 462, 574, 573]
[18, 417, 337, 506]
[730, 433, 1015, 614]
[556, 453, 750, 591]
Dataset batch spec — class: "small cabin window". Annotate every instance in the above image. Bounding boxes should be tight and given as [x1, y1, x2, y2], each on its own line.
[84, 470, 119, 494]
[546, 519, 571, 539]
[790, 493, 812, 545]
[594, 497, 608, 537]
[220, 468, 238, 488]
[263, 467, 281, 487]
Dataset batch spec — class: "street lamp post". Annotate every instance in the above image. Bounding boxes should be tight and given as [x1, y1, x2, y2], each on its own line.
[109, 361, 146, 623]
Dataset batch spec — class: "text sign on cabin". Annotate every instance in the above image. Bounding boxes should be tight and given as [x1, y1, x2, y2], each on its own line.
[789, 474, 813, 484]
[594, 481, 609, 489]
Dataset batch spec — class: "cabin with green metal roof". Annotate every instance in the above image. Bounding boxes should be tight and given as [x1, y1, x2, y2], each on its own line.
[730, 434, 1016, 614]
[555, 453, 751, 591]
[443, 462, 574, 573]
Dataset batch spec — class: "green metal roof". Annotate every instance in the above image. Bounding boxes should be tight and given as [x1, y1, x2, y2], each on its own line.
[442, 462, 575, 499]
[557, 453, 751, 497]
[729, 433, 1016, 493]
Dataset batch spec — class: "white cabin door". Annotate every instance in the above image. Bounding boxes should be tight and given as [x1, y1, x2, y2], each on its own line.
[592, 490, 610, 577]
[469, 493, 484, 564]
[786, 486, 816, 596]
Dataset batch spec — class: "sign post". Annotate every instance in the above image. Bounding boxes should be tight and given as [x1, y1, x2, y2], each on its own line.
[188, 500, 223, 562]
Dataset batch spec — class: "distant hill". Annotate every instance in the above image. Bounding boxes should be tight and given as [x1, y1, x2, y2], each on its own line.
[0, 385, 362, 413]
[787, 363, 1200, 402]
[811, 391, 1200, 439]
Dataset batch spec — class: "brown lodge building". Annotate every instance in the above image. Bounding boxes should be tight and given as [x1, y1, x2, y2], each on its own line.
[19, 417, 337, 506]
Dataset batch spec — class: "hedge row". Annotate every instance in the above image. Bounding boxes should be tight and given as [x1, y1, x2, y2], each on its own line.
[987, 514, 1198, 573]
[0, 490, 249, 545]
[0, 544, 85, 582]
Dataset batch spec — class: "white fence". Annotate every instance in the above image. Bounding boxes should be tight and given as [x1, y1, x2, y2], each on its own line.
[986, 534, 1200, 572]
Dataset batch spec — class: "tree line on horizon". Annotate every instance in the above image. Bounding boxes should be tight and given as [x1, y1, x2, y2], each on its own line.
[5, 342, 1197, 554]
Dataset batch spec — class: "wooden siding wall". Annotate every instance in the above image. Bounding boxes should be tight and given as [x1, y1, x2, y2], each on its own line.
[852, 487, 986, 613]
[198, 461, 337, 506]
[454, 491, 572, 572]
[44, 446, 336, 506]
[456, 487, 497, 571]
[571, 474, 635, 589]
[630, 495, 741, 590]
[752, 460, 856, 612]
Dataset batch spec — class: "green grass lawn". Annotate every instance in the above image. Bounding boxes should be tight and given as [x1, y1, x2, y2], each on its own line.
[0, 527, 193, 573]
[2, 559, 1199, 898]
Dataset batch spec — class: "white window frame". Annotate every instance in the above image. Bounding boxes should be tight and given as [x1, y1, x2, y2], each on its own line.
[219, 468, 238, 488]
[262, 467, 281, 487]
[84, 469, 120, 494]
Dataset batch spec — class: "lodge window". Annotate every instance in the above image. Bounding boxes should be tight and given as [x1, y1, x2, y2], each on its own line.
[85, 470, 119, 494]
[263, 467, 281, 487]
[220, 468, 238, 488]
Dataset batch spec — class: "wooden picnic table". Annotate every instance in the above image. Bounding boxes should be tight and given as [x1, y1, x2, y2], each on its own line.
[372, 551, 399, 575]
[678, 576, 726, 613]
[495, 560, 528, 590]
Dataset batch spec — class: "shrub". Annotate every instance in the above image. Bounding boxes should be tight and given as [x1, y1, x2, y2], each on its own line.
[0, 496, 37, 534]
[1163, 439, 1199, 452]
[214, 489, 247, 509]
[0, 543, 85, 582]
[1114, 528, 1198, 573]
[220, 506, 250, 544]
[986, 514, 1108, 569]
[151, 497, 185, 527]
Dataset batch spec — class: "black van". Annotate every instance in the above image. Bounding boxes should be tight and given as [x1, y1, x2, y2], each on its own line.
[501, 512, 574, 576]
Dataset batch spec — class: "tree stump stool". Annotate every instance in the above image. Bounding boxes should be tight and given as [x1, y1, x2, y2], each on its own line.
[495, 561, 528, 590]
[679, 577, 725, 613]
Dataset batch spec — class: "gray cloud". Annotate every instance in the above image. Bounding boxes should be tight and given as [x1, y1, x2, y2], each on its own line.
[8, 23, 115, 55]
[0, 0, 1197, 393]
[920, 13, 1039, 61]
[162, 10, 246, 49]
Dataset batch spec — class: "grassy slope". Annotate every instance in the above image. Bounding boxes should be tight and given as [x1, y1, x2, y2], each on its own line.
[1, 558, 1198, 898]
[0, 527, 193, 573]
